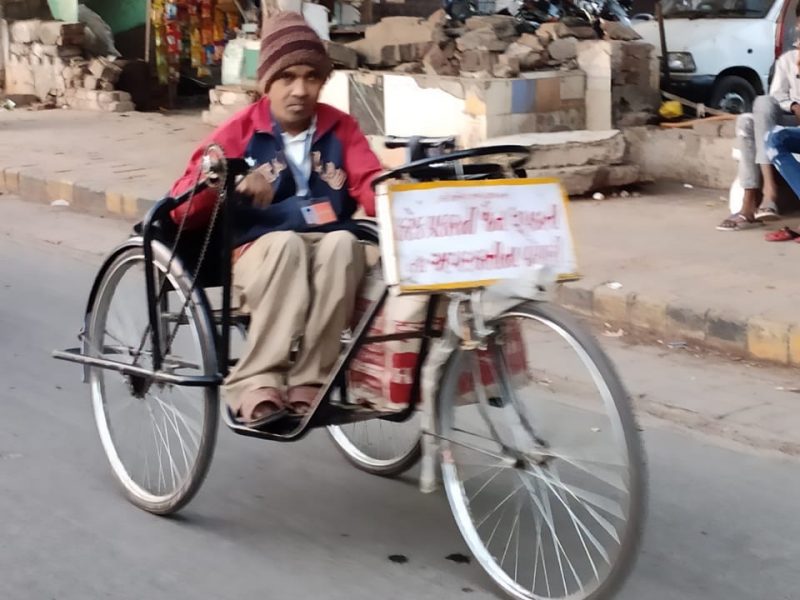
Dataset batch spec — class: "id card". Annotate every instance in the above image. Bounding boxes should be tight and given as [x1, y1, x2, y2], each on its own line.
[300, 198, 337, 226]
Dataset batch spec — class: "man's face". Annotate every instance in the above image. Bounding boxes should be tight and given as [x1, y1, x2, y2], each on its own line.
[267, 65, 324, 131]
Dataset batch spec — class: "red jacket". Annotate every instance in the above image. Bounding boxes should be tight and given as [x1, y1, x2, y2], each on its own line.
[170, 98, 382, 237]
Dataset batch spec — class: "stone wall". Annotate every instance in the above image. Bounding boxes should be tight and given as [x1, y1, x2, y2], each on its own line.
[577, 40, 660, 131]
[4, 19, 133, 111]
[624, 123, 737, 190]
[320, 69, 586, 146]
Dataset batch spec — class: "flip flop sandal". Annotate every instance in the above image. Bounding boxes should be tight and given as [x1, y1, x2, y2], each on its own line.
[755, 206, 781, 221]
[765, 227, 800, 242]
[286, 386, 322, 417]
[236, 399, 288, 430]
[716, 213, 763, 231]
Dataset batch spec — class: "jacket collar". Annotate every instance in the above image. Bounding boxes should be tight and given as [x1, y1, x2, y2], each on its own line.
[252, 97, 342, 142]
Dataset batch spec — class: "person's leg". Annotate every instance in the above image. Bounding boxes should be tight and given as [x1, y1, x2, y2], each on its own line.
[735, 111, 761, 218]
[224, 231, 310, 422]
[754, 96, 790, 218]
[767, 127, 800, 201]
[287, 231, 366, 413]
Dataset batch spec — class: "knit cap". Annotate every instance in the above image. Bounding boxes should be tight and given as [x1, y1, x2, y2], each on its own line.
[257, 11, 332, 91]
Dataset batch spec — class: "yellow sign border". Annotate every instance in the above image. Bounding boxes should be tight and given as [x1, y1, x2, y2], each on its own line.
[384, 177, 581, 293]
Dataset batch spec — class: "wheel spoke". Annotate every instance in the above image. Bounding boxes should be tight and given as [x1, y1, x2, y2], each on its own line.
[522, 465, 625, 521]
[476, 483, 523, 530]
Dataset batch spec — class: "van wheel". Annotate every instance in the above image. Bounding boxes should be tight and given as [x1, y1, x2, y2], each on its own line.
[710, 76, 757, 114]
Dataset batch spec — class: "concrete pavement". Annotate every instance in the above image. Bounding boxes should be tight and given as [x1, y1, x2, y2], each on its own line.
[3, 108, 800, 367]
[1, 196, 799, 600]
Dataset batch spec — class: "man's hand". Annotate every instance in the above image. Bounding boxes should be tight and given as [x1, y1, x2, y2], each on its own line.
[236, 168, 275, 209]
[792, 102, 800, 124]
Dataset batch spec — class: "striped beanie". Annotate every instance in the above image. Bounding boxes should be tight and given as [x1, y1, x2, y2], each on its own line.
[258, 11, 332, 92]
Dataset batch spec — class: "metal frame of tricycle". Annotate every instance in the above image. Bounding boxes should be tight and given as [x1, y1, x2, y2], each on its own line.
[52, 143, 532, 442]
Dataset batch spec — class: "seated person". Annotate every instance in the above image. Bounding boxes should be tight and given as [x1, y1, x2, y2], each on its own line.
[170, 12, 382, 428]
[718, 14, 800, 231]
[766, 124, 800, 208]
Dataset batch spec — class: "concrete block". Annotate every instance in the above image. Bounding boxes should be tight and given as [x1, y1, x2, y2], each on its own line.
[4, 58, 36, 95]
[534, 77, 561, 112]
[3, 168, 21, 193]
[556, 283, 594, 316]
[517, 33, 545, 52]
[18, 171, 48, 203]
[89, 58, 122, 83]
[538, 22, 596, 40]
[215, 88, 257, 106]
[487, 130, 625, 169]
[560, 71, 585, 100]
[788, 325, 800, 366]
[693, 120, 722, 137]
[491, 55, 519, 78]
[423, 43, 459, 76]
[665, 304, 707, 343]
[9, 42, 30, 56]
[45, 179, 74, 204]
[705, 310, 747, 354]
[38, 22, 85, 46]
[10, 20, 41, 44]
[460, 49, 496, 73]
[601, 21, 642, 41]
[364, 17, 433, 45]
[465, 15, 517, 39]
[719, 120, 736, 138]
[593, 286, 628, 324]
[548, 38, 578, 62]
[103, 101, 135, 112]
[324, 41, 359, 69]
[628, 293, 667, 334]
[456, 28, 509, 53]
[504, 42, 545, 71]
[84, 75, 99, 90]
[747, 317, 789, 364]
[71, 183, 106, 214]
[525, 163, 640, 195]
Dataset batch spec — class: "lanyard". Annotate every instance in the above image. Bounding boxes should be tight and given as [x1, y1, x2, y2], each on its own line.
[271, 115, 315, 198]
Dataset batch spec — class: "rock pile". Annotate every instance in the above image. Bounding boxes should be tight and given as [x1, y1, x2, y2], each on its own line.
[342, 12, 641, 78]
[5, 19, 133, 111]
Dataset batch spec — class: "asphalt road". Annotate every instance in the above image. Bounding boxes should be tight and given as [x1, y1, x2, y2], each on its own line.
[0, 197, 798, 600]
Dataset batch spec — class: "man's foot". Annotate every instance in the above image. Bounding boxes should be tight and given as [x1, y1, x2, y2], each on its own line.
[237, 387, 287, 429]
[717, 213, 763, 231]
[755, 202, 781, 221]
[286, 385, 321, 416]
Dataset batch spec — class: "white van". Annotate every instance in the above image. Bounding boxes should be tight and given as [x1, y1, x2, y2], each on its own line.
[633, 0, 799, 113]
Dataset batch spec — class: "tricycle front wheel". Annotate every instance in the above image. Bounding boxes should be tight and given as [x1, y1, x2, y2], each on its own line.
[436, 302, 646, 600]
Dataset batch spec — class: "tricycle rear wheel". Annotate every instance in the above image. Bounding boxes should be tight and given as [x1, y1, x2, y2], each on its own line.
[86, 242, 219, 515]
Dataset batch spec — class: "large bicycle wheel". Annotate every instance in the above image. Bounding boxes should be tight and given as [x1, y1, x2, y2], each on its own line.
[436, 302, 646, 600]
[86, 242, 219, 515]
[328, 412, 422, 477]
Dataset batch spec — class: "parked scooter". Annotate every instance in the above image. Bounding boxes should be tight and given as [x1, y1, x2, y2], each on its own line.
[443, 0, 634, 35]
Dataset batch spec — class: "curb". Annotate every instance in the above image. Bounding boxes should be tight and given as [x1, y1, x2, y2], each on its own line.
[1, 166, 157, 220]
[4, 167, 798, 368]
[557, 282, 800, 367]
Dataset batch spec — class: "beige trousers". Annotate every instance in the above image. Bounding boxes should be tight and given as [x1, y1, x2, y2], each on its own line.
[223, 230, 366, 413]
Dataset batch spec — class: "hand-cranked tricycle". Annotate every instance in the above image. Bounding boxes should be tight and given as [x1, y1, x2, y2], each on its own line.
[54, 137, 646, 600]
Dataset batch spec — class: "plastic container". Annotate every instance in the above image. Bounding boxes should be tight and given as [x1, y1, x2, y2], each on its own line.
[302, 3, 330, 41]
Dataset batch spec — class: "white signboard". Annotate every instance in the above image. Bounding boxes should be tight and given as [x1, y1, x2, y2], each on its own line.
[377, 178, 579, 293]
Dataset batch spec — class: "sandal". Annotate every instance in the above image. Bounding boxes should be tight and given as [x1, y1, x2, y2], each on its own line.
[765, 227, 800, 242]
[716, 213, 763, 231]
[237, 387, 287, 429]
[755, 204, 781, 222]
[286, 385, 321, 416]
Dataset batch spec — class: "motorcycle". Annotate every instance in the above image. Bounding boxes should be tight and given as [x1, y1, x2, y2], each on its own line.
[443, 0, 634, 35]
